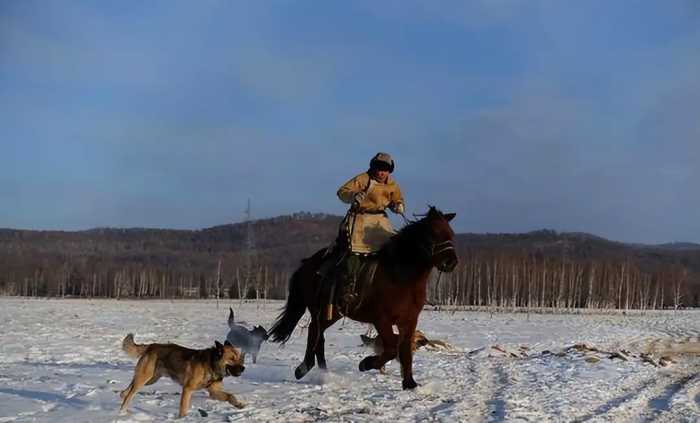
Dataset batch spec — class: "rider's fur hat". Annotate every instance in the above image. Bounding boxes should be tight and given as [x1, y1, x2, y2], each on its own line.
[369, 152, 395, 173]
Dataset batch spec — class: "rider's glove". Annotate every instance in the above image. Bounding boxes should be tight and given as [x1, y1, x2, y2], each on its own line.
[390, 202, 405, 214]
[353, 192, 367, 204]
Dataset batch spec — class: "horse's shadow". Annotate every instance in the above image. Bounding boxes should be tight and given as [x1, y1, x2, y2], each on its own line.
[240, 361, 332, 385]
[241, 355, 360, 385]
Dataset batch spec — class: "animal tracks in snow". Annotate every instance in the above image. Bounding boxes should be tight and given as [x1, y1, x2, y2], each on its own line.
[0, 299, 698, 422]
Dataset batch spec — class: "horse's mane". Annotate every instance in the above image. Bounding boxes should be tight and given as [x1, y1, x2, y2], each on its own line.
[379, 207, 444, 281]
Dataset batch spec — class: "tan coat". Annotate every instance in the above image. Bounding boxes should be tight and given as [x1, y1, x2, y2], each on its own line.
[337, 172, 404, 254]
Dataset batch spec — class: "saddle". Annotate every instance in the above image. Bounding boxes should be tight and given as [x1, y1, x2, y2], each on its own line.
[318, 249, 379, 317]
[338, 255, 379, 315]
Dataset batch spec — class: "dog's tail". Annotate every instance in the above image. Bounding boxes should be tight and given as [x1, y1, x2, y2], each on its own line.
[228, 307, 235, 328]
[122, 333, 148, 359]
[268, 265, 308, 344]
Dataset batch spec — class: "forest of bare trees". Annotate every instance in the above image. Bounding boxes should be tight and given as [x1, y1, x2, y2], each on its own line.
[0, 250, 694, 311]
[0, 214, 698, 309]
[0, 256, 291, 302]
[427, 252, 692, 310]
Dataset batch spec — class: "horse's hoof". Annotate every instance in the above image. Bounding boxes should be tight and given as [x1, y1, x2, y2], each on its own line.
[295, 363, 311, 380]
[358, 357, 374, 372]
[402, 379, 418, 390]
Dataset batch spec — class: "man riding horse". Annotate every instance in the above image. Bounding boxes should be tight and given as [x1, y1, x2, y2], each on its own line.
[318, 152, 405, 313]
[268, 154, 458, 389]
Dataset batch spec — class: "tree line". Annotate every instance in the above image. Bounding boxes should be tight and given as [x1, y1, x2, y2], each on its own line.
[0, 256, 291, 301]
[0, 250, 694, 310]
[427, 251, 692, 310]
[0, 214, 698, 309]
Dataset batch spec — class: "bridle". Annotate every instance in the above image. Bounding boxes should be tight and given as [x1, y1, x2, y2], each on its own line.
[432, 239, 455, 257]
[397, 210, 457, 295]
[416, 235, 455, 264]
[398, 211, 456, 264]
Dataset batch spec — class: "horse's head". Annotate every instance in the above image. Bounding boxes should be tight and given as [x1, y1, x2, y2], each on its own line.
[421, 207, 458, 273]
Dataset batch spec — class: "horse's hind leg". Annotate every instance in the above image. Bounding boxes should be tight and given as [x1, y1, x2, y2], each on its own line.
[359, 319, 398, 372]
[316, 315, 340, 370]
[295, 313, 320, 380]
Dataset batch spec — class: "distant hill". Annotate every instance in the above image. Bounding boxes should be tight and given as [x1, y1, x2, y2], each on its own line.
[0, 212, 341, 271]
[653, 242, 700, 251]
[1, 212, 698, 306]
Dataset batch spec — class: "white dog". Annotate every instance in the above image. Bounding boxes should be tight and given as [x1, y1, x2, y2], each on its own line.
[226, 308, 269, 364]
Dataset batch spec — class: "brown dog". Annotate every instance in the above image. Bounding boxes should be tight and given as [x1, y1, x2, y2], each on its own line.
[361, 329, 455, 352]
[360, 330, 455, 373]
[120, 333, 246, 418]
[360, 330, 422, 374]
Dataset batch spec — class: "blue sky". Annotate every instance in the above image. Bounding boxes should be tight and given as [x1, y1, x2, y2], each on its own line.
[1, 1, 699, 243]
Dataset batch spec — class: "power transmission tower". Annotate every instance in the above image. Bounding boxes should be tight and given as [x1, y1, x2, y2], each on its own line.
[241, 198, 256, 304]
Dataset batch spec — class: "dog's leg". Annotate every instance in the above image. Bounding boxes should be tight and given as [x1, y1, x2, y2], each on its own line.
[144, 373, 162, 386]
[207, 381, 246, 409]
[119, 381, 133, 401]
[252, 353, 257, 364]
[120, 356, 156, 412]
[178, 386, 194, 418]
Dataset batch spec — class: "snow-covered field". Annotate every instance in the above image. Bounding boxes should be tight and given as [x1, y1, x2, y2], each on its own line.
[0, 298, 698, 422]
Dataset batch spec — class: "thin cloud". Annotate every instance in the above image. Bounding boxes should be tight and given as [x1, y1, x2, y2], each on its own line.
[1, 1, 698, 243]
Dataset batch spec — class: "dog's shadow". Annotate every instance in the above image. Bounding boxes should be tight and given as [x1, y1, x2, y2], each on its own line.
[0, 388, 89, 408]
[17, 360, 128, 372]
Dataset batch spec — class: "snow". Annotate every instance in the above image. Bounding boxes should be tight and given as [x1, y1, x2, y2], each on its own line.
[0, 298, 698, 422]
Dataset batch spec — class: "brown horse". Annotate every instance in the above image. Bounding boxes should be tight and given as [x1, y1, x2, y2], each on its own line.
[268, 207, 458, 390]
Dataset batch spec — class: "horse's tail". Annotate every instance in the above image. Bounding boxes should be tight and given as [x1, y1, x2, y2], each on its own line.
[268, 265, 308, 344]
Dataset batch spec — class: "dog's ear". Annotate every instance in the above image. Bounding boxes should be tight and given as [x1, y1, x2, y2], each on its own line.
[215, 340, 224, 357]
[224, 340, 233, 347]
[228, 308, 235, 328]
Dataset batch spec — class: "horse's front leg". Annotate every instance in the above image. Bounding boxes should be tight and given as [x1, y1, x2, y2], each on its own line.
[295, 313, 320, 380]
[398, 317, 419, 389]
[359, 319, 397, 372]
